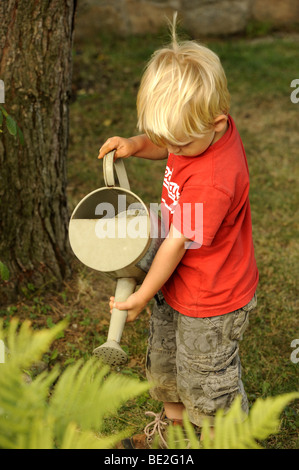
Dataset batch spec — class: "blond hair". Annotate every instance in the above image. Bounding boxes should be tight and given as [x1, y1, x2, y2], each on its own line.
[137, 15, 230, 146]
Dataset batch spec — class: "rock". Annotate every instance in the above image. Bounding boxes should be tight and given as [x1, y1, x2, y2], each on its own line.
[181, 0, 251, 37]
[125, 0, 176, 35]
[74, 0, 299, 38]
[252, 0, 299, 26]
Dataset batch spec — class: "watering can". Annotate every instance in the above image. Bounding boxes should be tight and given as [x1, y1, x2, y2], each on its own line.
[68, 150, 162, 366]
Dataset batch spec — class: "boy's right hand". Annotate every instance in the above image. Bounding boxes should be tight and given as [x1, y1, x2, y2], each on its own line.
[98, 136, 138, 160]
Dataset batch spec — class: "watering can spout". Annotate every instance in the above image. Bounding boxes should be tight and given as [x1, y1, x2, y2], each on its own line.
[93, 277, 137, 366]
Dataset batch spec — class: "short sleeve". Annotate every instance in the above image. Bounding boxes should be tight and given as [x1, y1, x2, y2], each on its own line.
[173, 185, 232, 246]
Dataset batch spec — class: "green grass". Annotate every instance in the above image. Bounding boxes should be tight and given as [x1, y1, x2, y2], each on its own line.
[2, 30, 299, 448]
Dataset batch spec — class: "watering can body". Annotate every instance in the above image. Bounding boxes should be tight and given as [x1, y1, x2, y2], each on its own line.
[68, 151, 162, 365]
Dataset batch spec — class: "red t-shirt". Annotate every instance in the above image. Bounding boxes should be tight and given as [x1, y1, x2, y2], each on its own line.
[160, 115, 259, 317]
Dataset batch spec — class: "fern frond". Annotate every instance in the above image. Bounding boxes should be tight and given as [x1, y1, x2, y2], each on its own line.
[49, 356, 150, 444]
[244, 392, 299, 443]
[16, 416, 55, 449]
[166, 393, 299, 449]
[167, 418, 200, 450]
[182, 412, 201, 449]
[0, 319, 150, 449]
[0, 318, 67, 368]
[203, 392, 299, 449]
[29, 365, 60, 402]
[210, 397, 253, 449]
[166, 412, 201, 449]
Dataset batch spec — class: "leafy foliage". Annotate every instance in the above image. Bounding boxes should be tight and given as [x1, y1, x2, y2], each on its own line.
[0, 105, 24, 144]
[0, 318, 149, 449]
[168, 392, 299, 449]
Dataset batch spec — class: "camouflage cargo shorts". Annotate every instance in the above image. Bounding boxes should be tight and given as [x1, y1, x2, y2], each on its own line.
[146, 292, 257, 427]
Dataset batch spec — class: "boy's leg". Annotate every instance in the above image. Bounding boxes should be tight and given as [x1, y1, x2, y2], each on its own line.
[145, 292, 180, 404]
[118, 294, 183, 449]
[176, 295, 257, 428]
[163, 401, 185, 421]
[122, 293, 256, 449]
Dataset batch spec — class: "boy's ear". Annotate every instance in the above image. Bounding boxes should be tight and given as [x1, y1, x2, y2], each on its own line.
[213, 114, 228, 133]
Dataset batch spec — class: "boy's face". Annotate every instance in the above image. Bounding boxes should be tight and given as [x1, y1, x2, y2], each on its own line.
[165, 130, 215, 157]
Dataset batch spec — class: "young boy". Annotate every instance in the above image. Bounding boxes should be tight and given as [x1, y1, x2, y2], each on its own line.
[98, 20, 258, 448]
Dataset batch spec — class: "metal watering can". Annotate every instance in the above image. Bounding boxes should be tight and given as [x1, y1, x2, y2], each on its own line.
[69, 151, 162, 366]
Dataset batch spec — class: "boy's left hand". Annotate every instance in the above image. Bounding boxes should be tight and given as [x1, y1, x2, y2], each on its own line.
[109, 291, 148, 323]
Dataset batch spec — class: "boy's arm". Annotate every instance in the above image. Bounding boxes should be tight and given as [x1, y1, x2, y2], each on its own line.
[110, 225, 190, 322]
[98, 134, 168, 161]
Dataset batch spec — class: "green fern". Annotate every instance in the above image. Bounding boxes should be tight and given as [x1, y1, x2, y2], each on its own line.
[168, 392, 299, 449]
[0, 318, 149, 449]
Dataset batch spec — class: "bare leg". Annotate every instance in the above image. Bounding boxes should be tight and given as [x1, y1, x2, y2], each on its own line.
[164, 402, 185, 421]
[164, 402, 215, 442]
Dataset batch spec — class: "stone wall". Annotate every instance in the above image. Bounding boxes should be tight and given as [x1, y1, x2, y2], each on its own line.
[75, 0, 299, 39]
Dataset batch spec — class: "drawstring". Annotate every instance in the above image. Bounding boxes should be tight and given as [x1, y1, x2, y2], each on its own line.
[144, 410, 169, 448]
[143, 409, 194, 449]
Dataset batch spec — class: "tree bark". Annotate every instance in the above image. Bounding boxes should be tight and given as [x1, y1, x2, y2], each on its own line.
[0, 0, 77, 304]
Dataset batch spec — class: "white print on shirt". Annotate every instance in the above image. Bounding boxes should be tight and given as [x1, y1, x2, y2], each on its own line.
[162, 165, 203, 248]
[162, 166, 180, 213]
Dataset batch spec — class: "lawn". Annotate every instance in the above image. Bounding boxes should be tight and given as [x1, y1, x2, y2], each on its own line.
[1, 28, 299, 448]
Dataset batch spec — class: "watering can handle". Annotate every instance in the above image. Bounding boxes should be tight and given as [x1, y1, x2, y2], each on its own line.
[103, 150, 130, 190]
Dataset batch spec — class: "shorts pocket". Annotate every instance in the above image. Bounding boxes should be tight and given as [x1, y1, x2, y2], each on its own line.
[230, 310, 249, 341]
[177, 349, 242, 416]
[182, 346, 239, 373]
[230, 293, 257, 341]
[200, 358, 239, 399]
[242, 293, 257, 312]
[180, 348, 240, 400]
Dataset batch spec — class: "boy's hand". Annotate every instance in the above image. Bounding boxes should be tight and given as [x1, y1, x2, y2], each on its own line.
[109, 291, 148, 323]
[98, 136, 138, 160]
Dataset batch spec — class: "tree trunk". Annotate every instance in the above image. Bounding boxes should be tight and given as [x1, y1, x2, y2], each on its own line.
[0, 0, 77, 304]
